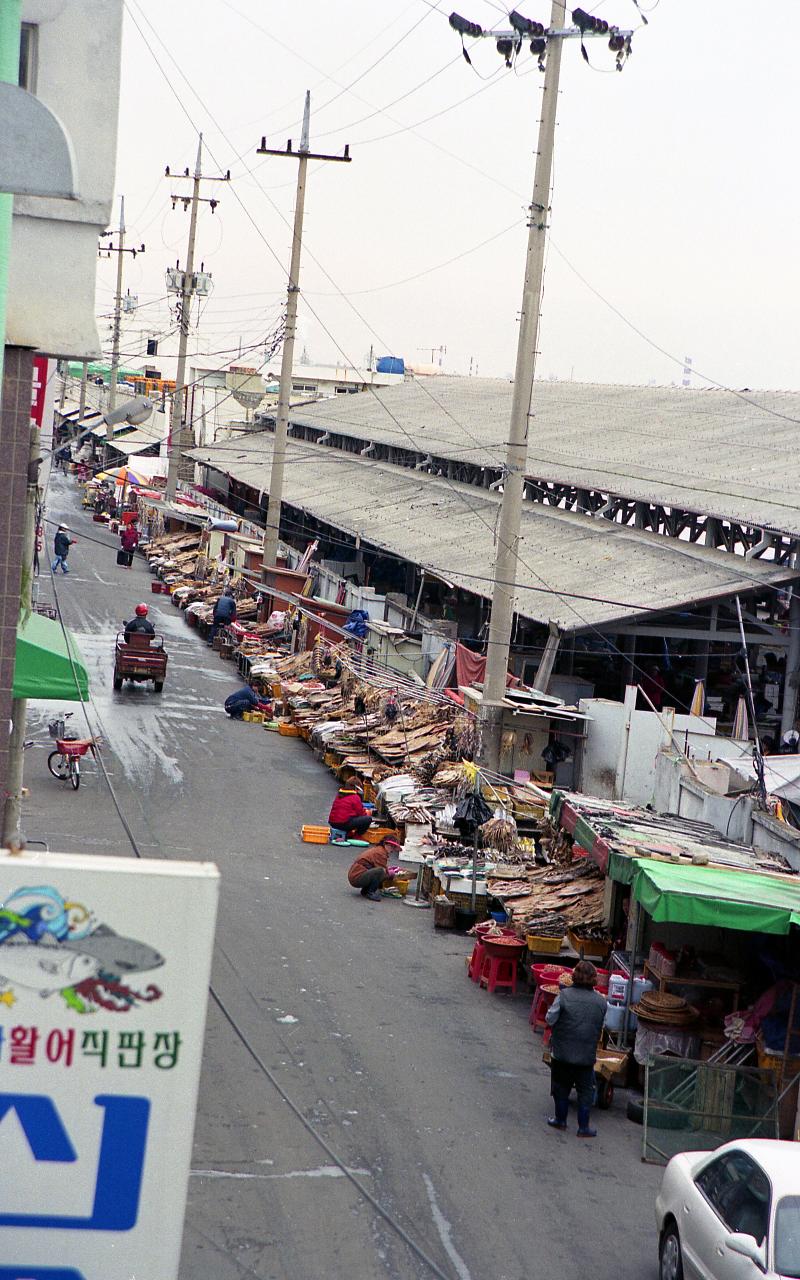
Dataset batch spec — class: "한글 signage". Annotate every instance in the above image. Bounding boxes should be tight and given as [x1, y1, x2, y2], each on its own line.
[0, 849, 220, 1279]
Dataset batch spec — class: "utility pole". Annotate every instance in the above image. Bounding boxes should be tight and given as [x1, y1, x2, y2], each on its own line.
[257, 92, 351, 577]
[1, 424, 40, 845]
[164, 136, 228, 500]
[451, 3, 633, 771]
[98, 196, 144, 459]
[78, 359, 89, 423]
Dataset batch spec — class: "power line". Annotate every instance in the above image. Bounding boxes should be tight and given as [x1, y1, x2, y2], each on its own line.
[119, 5, 800, 739]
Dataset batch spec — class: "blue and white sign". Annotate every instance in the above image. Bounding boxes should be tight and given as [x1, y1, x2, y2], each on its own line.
[0, 849, 219, 1279]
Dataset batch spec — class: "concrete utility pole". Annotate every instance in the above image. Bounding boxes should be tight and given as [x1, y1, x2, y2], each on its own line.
[99, 196, 144, 460]
[257, 92, 351, 577]
[78, 358, 89, 423]
[1, 424, 40, 845]
[457, 2, 633, 771]
[108, 195, 125, 415]
[164, 136, 229, 500]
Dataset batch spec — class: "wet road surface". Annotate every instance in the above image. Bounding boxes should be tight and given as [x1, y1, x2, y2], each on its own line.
[23, 472, 662, 1280]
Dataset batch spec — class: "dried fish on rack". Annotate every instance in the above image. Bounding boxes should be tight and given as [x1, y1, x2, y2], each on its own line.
[480, 816, 518, 855]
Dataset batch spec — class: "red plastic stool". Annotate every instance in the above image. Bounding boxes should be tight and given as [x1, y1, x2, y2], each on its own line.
[529, 985, 557, 1032]
[467, 939, 486, 983]
[479, 952, 518, 996]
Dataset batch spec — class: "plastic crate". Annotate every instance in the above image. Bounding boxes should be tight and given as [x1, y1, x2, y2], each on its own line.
[526, 933, 564, 955]
[364, 827, 396, 845]
[567, 930, 611, 962]
[301, 825, 331, 844]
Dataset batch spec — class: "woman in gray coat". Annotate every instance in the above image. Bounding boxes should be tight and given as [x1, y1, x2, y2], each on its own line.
[545, 960, 607, 1137]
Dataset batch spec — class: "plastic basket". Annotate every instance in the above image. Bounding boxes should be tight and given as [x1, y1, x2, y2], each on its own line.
[567, 930, 611, 962]
[364, 827, 396, 845]
[301, 825, 330, 844]
[279, 722, 301, 737]
[526, 933, 564, 955]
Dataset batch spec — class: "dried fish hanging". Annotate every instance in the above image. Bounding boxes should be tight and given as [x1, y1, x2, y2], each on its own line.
[480, 815, 518, 856]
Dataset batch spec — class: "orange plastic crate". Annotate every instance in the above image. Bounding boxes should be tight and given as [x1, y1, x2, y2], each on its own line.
[301, 825, 331, 843]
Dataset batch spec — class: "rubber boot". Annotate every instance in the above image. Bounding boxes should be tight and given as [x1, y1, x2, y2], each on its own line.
[576, 1105, 596, 1137]
[547, 1097, 569, 1130]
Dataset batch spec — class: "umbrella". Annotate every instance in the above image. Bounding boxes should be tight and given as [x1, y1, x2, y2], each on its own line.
[96, 465, 146, 487]
[689, 680, 705, 717]
[732, 695, 750, 742]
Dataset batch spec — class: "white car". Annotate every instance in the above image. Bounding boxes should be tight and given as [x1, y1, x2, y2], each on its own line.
[655, 1139, 800, 1279]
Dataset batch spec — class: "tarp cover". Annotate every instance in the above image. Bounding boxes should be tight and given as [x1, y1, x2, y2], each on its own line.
[13, 612, 89, 700]
[632, 861, 800, 935]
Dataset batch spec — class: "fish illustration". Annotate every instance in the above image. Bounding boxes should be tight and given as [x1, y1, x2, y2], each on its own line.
[0, 935, 102, 997]
[61, 925, 164, 975]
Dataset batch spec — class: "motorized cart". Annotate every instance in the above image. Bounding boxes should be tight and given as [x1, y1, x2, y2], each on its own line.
[113, 632, 168, 692]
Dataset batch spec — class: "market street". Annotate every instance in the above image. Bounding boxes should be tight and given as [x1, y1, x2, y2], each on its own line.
[26, 472, 663, 1280]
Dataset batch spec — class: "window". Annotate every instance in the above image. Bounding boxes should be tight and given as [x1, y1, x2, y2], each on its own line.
[18, 22, 38, 92]
[775, 1197, 800, 1278]
[695, 1152, 771, 1246]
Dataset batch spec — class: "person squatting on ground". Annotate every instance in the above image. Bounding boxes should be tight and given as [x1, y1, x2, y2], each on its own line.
[328, 774, 372, 839]
[222, 680, 263, 721]
[51, 525, 75, 574]
[347, 836, 403, 902]
[545, 960, 607, 1138]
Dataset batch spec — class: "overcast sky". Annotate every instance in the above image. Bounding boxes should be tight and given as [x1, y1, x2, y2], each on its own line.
[100, 1, 800, 390]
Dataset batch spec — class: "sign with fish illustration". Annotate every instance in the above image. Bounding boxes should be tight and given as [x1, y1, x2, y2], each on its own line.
[0, 849, 219, 1280]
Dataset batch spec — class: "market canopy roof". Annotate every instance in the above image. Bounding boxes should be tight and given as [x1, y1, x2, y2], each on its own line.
[188, 437, 798, 633]
[283, 377, 800, 537]
[14, 613, 89, 701]
[631, 861, 800, 935]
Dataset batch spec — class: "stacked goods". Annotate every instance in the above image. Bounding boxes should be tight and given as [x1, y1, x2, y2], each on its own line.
[632, 990, 698, 1027]
[525, 908, 568, 954]
[525, 909, 567, 938]
[498, 858, 605, 934]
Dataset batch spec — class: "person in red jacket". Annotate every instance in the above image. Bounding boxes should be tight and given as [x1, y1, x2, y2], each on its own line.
[328, 776, 371, 840]
[347, 836, 402, 902]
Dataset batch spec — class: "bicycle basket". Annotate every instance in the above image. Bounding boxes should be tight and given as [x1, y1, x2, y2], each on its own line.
[48, 718, 66, 740]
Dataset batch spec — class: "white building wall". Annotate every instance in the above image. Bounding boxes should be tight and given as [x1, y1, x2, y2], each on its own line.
[8, 0, 123, 357]
[578, 691, 749, 807]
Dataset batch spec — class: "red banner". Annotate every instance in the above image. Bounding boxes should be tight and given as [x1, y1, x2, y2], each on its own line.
[30, 355, 51, 428]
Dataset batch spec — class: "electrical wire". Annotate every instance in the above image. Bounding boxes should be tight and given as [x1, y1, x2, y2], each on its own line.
[119, 6, 800, 738]
[43, 522, 458, 1280]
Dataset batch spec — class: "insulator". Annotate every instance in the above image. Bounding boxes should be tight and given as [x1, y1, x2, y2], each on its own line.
[531, 36, 546, 55]
[509, 10, 532, 34]
[449, 11, 483, 37]
[496, 37, 514, 62]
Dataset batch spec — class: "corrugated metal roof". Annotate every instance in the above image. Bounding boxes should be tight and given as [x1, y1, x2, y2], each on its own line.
[188, 435, 798, 634]
[283, 377, 800, 536]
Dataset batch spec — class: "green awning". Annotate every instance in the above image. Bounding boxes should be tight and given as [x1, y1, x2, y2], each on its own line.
[13, 613, 89, 701]
[632, 861, 800, 935]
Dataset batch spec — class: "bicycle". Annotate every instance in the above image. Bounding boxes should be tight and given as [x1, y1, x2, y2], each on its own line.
[47, 713, 101, 791]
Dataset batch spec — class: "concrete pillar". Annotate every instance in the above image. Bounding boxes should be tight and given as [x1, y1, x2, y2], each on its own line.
[0, 347, 34, 813]
[781, 590, 800, 739]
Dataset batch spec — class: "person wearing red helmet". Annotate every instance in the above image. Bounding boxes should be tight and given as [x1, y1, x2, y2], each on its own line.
[124, 603, 155, 642]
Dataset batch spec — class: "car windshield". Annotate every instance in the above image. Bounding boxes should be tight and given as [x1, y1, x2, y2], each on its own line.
[775, 1196, 800, 1278]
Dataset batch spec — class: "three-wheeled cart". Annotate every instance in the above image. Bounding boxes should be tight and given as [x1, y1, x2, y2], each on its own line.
[113, 632, 168, 692]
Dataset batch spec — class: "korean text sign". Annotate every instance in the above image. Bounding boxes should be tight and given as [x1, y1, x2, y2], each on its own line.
[0, 850, 220, 1280]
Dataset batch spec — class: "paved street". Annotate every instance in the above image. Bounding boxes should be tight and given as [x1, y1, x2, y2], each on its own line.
[25, 472, 662, 1280]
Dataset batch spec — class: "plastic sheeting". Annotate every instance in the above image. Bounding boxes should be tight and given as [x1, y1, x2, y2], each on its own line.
[632, 861, 800, 935]
[13, 612, 89, 700]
